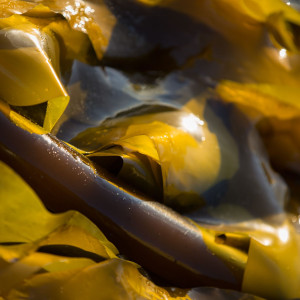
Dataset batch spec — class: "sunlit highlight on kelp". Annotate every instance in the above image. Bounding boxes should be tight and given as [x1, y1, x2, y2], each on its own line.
[1, 0, 300, 299]
[70, 101, 239, 210]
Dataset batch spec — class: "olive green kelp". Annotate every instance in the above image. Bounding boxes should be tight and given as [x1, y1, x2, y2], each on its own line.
[0, 159, 265, 300]
[70, 100, 239, 210]
[1, 0, 300, 300]
[68, 99, 300, 299]
[0, 14, 68, 132]
[0, 160, 178, 299]
[0, 2, 95, 132]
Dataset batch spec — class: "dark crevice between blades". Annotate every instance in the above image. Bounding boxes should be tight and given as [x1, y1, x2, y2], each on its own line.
[89, 152, 164, 203]
[10, 102, 48, 127]
[37, 244, 107, 263]
[91, 154, 124, 176]
[0, 242, 25, 246]
[0, 111, 241, 290]
[215, 234, 250, 254]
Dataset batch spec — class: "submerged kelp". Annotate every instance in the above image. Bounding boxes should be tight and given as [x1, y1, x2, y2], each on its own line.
[1, 0, 300, 299]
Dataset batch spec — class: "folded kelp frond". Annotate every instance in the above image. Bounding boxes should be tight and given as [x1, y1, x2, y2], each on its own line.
[69, 97, 288, 220]
[1, 0, 300, 299]
[0, 14, 67, 132]
[0, 130, 267, 299]
[68, 96, 300, 299]
[4, 0, 300, 76]
[193, 216, 300, 299]
[0, 0, 115, 60]
[0, 2, 98, 133]
[0, 120, 298, 300]
[0, 160, 191, 300]
[69, 100, 239, 211]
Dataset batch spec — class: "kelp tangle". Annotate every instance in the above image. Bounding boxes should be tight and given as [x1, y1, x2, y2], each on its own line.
[1, 0, 300, 299]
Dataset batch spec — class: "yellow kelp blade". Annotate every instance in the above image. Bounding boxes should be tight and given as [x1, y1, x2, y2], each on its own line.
[5, 258, 193, 300]
[216, 80, 300, 173]
[55, 0, 115, 60]
[0, 160, 117, 258]
[22, 0, 115, 60]
[126, 0, 300, 90]
[242, 221, 300, 299]
[194, 218, 300, 300]
[0, 252, 95, 296]
[10, 3, 99, 65]
[217, 81, 300, 120]
[135, 0, 300, 41]
[0, 0, 36, 18]
[0, 0, 111, 59]
[0, 18, 65, 106]
[0, 15, 69, 132]
[71, 104, 238, 210]
[44, 19, 97, 65]
[0, 160, 197, 299]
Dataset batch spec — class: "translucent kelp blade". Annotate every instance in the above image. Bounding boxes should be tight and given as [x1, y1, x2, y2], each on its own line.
[18, 3, 99, 66]
[0, 1, 36, 18]
[21, 0, 115, 60]
[135, 0, 300, 38]
[0, 0, 110, 59]
[242, 221, 300, 299]
[78, 0, 300, 79]
[193, 218, 300, 299]
[0, 252, 95, 296]
[51, 0, 300, 144]
[0, 159, 200, 300]
[71, 103, 238, 210]
[0, 15, 69, 132]
[10, 0, 300, 81]
[70, 99, 288, 223]
[5, 258, 196, 300]
[216, 80, 300, 173]
[44, 19, 97, 66]
[0, 160, 118, 258]
[217, 81, 300, 120]
[0, 111, 247, 290]
[0, 116, 293, 300]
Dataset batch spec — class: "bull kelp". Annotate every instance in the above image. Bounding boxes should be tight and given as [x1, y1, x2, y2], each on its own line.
[0, 0, 300, 299]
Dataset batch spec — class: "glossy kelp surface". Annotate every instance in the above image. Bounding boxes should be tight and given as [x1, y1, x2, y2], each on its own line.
[0, 111, 243, 289]
[1, 0, 300, 299]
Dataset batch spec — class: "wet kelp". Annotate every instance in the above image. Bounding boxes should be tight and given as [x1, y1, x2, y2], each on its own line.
[1, 0, 300, 299]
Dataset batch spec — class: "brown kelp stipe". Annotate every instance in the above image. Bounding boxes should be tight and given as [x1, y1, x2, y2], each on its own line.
[0, 111, 241, 289]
